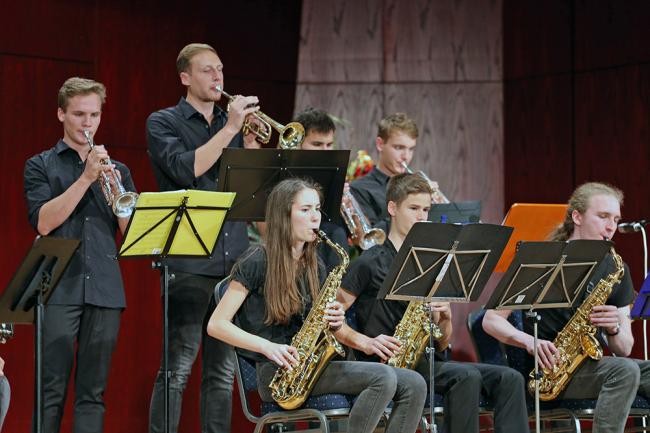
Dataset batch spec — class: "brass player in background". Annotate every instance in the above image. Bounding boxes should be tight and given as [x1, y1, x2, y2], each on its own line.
[207, 178, 426, 433]
[335, 173, 529, 433]
[483, 182, 650, 433]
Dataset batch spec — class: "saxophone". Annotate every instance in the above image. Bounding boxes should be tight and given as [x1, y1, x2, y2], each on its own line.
[387, 301, 443, 369]
[269, 230, 348, 409]
[528, 248, 625, 400]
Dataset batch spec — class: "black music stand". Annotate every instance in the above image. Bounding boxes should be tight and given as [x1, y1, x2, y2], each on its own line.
[485, 239, 611, 433]
[377, 222, 513, 433]
[0, 236, 79, 433]
[118, 190, 233, 433]
[216, 148, 349, 222]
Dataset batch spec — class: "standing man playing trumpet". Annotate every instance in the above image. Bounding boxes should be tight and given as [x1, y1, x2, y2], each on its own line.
[146, 43, 258, 433]
[23, 77, 136, 433]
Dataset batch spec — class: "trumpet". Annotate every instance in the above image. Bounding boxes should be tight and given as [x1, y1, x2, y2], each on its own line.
[401, 162, 450, 204]
[83, 131, 138, 218]
[341, 190, 386, 250]
[0, 323, 13, 344]
[215, 85, 305, 149]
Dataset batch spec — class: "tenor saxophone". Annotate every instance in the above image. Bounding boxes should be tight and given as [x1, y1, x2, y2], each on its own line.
[528, 248, 625, 400]
[387, 301, 443, 369]
[269, 230, 348, 409]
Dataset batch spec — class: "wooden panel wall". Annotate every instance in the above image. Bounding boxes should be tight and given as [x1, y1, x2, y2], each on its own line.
[295, 0, 503, 361]
[504, 0, 650, 359]
[0, 1, 300, 432]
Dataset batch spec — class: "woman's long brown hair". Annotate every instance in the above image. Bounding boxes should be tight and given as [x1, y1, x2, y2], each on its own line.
[263, 178, 322, 325]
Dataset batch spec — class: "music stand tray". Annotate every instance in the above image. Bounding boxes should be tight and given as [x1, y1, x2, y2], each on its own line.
[0, 236, 80, 433]
[485, 239, 611, 433]
[631, 272, 650, 319]
[216, 148, 349, 222]
[117, 190, 234, 433]
[377, 222, 512, 433]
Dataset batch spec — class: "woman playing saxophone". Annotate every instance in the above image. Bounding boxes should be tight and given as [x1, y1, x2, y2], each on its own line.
[207, 178, 426, 433]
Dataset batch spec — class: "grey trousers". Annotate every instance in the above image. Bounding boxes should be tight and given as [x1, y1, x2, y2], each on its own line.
[560, 356, 647, 433]
[149, 272, 235, 433]
[258, 361, 427, 433]
[416, 360, 530, 433]
[0, 375, 9, 432]
[35, 305, 121, 433]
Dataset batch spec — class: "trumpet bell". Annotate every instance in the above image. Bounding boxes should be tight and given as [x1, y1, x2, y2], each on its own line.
[113, 191, 139, 218]
[279, 121, 305, 150]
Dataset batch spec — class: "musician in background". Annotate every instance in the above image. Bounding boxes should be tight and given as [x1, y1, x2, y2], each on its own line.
[207, 178, 426, 433]
[146, 43, 258, 433]
[336, 173, 529, 433]
[295, 108, 348, 271]
[24, 77, 135, 433]
[483, 182, 650, 433]
[351, 113, 421, 232]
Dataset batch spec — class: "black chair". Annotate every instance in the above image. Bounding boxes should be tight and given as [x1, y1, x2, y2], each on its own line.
[468, 308, 650, 433]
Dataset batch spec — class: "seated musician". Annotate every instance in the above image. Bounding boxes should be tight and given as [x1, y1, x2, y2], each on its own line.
[207, 178, 426, 433]
[335, 173, 530, 433]
[483, 182, 650, 433]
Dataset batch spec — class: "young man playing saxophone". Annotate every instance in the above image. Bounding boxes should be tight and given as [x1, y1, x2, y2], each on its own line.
[483, 182, 650, 433]
[334, 173, 530, 433]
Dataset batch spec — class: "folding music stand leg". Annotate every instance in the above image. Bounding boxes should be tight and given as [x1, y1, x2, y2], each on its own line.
[425, 309, 438, 433]
[35, 291, 44, 433]
[153, 261, 172, 433]
[526, 311, 542, 433]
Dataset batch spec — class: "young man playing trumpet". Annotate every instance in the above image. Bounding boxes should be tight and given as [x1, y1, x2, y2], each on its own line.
[23, 77, 136, 433]
[335, 173, 529, 433]
[146, 43, 258, 433]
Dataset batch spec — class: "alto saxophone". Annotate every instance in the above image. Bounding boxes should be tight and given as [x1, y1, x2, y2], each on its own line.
[387, 301, 443, 369]
[528, 248, 625, 400]
[269, 230, 348, 409]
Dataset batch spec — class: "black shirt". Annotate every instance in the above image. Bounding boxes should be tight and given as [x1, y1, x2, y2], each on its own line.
[340, 239, 409, 361]
[23, 140, 136, 308]
[147, 97, 249, 277]
[319, 221, 349, 273]
[523, 253, 635, 341]
[231, 246, 325, 363]
[349, 167, 390, 233]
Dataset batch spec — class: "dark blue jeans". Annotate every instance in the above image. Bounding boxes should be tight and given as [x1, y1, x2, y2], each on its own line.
[148, 272, 235, 433]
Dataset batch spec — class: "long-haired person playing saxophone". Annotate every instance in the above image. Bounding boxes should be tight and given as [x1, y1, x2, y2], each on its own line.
[484, 182, 650, 433]
[207, 178, 426, 433]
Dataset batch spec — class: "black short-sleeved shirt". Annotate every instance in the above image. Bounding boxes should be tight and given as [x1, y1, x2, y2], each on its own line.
[23, 140, 136, 308]
[523, 253, 635, 341]
[340, 239, 410, 361]
[231, 246, 325, 362]
[349, 167, 390, 233]
[147, 97, 249, 277]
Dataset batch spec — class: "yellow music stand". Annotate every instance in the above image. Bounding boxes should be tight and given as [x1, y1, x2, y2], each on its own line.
[117, 189, 235, 433]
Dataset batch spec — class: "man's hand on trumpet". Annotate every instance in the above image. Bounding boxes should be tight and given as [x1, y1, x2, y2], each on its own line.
[224, 94, 259, 135]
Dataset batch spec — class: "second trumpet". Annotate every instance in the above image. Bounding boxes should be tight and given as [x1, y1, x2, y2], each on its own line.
[83, 131, 138, 218]
[215, 85, 304, 149]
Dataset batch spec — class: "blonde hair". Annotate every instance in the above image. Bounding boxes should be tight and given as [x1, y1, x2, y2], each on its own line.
[377, 112, 418, 141]
[57, 77, 106, 111]
[386, 173, 433, 206]
[176, 43, 217, 73]
[549, 182, 624, 241]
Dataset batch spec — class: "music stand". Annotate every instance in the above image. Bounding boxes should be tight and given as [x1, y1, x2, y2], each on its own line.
[485, 239, 611, 433]
[117, 190, 234, 433]
[216, 148, 349, 222]
[377, 222, 513, 433]
[631, 272, 650, 319]
[0, 236, 80, 433]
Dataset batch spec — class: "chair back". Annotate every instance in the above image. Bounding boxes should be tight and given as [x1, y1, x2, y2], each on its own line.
[234, 352, 262, 422]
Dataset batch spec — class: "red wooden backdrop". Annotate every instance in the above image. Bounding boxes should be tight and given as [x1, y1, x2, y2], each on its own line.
[0, 1, 300, 432]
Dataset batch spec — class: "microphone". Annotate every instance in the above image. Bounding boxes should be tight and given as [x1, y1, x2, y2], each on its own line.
[618, 219, 647, 233]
